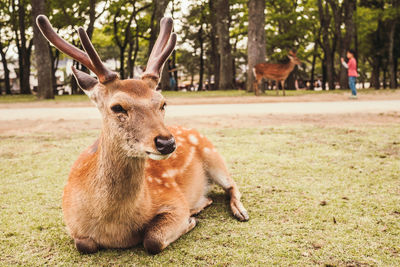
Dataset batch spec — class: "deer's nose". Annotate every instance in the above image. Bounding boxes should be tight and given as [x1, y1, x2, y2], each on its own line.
[154, 135, 176, 155]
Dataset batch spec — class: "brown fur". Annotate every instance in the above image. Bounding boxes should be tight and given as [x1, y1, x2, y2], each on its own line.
[63, 85, 249, 254]
[37, 15, 248, 255]
[253, 51, 301, 96]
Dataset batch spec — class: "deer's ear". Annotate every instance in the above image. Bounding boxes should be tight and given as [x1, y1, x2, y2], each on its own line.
[71, 66, 99, 92]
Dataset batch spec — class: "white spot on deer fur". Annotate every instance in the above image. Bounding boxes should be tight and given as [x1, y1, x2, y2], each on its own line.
[176, 130, 182, 134]
[181, 147, 196, 172]
[171, 181, 178, 187]
[203, 147, 211, 153]
[188, 134, 198, 145]
[155, 178, 162, 184]
[162, 169, 179, 178]
[157, 189, 163, 194]
[177, 137, 185, 143]
[147, 176, 153, 183]
[164, 182, 170, 188]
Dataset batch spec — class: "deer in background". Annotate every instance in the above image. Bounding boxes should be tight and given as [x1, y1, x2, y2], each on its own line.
[36, 15, 248, 255]
[253, 50, 301, 96]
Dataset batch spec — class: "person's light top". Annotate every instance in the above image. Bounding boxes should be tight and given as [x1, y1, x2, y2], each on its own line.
[342, 58, 358, 77]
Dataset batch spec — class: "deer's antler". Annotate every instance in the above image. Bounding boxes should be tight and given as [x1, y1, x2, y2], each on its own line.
[36, 15, 118, 84]
[142, 17, 177, 88]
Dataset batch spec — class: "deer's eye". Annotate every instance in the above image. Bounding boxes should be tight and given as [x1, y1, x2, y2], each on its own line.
[161, 102, 167, 111]
[111, 104, 127, 114]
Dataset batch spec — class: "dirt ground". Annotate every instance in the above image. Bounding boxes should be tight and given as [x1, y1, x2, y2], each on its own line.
[1, 112, 399, 135]
[1, 92, 399, 134]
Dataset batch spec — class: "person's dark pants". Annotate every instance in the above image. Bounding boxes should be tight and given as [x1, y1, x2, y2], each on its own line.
[349, 76, 357, 96]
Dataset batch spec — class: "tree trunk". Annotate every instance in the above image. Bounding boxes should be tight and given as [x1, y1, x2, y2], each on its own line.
[127, 41, 136, 79]
[322, 58, 327, 90]
[208, 0, 220, 90]
[50, 48, 60, 92]
[286, 68, 296, 89]
[119, 47, 125, 79]
[198, 24, 204, 91]
[0, 43, 11, 94]
[383, 68, 387, 89]
[326, 51, 335, 90]
[86, 0, 96, 39]
[388, 20, 397, 89]
[369, 19, 384, 90]
[370, 56, 380, 89]
[16, 0, 31, 94]
[172, 50, 178, 90]
[32, 0, 54, 99]
[113, 4, 136, 80]
[215, 0, 234, 90]
[318, 0, 335, 90]
[339, 0, 356, 89]
[160, 64, 170, 90]
[247, 0, 266, 95]
[132, 28, 140, 78]
[310, 42, 318, 90]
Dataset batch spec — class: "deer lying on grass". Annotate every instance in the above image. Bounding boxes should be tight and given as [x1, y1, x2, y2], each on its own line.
[36, 15, 248, 255]
[253, 50, 301, 96]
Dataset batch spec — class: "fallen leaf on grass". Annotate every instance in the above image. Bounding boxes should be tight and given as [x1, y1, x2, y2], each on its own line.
[312, 242, 324, 249]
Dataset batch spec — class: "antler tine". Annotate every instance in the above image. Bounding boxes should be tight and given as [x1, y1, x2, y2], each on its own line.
[36, 15, 117, 84]
[36, 15, 93, 69]
[77, 28, 118, 83]
[142, 17, 176, 82]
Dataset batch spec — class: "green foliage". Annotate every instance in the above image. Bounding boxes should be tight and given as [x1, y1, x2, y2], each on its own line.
[91, 28, 119, 60]
[1, 0, 399, 93]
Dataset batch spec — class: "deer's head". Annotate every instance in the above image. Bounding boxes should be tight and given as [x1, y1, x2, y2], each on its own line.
[36, 15, 176, 160]
[288, 50, 301, 65]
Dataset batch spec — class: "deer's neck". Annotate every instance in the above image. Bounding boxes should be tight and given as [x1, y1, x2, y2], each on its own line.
[96, 133, 146, 202]
[285, 61, 296, 72]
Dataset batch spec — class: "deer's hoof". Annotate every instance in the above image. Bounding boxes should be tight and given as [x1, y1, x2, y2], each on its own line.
[74, 237, 99, 254]
[143, 236, 164, 255]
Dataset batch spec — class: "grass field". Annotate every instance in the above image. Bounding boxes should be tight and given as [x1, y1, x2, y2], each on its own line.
[1, 125, 399, 266]
[1, 88, 396, 103]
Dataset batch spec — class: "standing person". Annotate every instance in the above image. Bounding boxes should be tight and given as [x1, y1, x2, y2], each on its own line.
[341, 49, 358, 99]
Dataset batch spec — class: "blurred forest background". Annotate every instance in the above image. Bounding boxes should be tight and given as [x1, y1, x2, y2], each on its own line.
[0, 0, 399, 99]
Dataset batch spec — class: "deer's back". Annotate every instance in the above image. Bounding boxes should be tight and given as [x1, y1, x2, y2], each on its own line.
[254, 62, 294, 80]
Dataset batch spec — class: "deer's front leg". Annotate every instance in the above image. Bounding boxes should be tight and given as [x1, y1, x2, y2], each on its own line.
[143, 210, 196, 254]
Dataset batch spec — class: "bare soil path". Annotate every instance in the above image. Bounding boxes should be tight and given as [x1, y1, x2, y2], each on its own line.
[0, 99, 399, 135]
[1, 89, 400, 108]
[0, 100, 399, 121]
